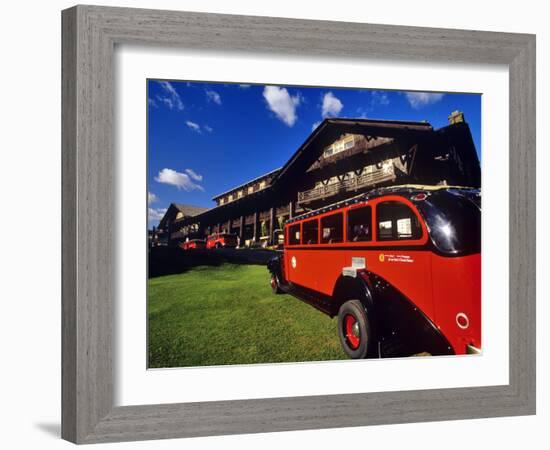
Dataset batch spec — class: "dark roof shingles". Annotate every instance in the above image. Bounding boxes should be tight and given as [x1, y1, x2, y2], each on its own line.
[172, 203, 209, 217]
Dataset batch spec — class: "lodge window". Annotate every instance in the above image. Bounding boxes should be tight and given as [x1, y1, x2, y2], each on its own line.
[376, 201, 422, 241]
[302, 219, 319, 245]
[288, 224, 301, 245]
[347, 206, 372, 242]
[321, 213, 343, 244]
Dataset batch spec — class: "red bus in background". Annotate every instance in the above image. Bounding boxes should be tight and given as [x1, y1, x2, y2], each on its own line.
[206, 232, 238, 249]
[180, 239, 206, 250]
[268, 185, 481, 359]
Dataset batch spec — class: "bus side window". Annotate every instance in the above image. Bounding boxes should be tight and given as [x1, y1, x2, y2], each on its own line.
[376, 201, 422, 241]
[288, 224, 301, 245]
[347, 206, 372, 242]
[302, 219, 319, 244]
[321, 213, 343, 244]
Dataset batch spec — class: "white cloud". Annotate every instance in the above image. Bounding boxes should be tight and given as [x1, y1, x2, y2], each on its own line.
[148, 98, 158, 108]
[321, 92, 344, 118]
[355, 91, 390, 118]
[263, 85, 301, 127]
[371, 90, 390, 106]
[206, 90, 222, 105]
[185, 168, 203, 181]
[148, 192, 158, 204]
[186, 121, 201, 133]
[154, 168, 204, 191]
[156, 81, 184, 111]
[311, 121, 321, 131]
[405, 92, 444, 109]
[185, 121, 213, 134]
[356, 107, 368, 119]
[148, 207, 167, 221]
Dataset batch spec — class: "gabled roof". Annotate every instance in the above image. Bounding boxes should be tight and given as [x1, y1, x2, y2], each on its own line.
[159, 203, 210, 228]
[172, 203, 209, 217]
[272, 117, 433, 189]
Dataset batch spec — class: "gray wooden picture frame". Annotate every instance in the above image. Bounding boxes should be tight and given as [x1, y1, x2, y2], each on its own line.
[61, 4, 536, 444]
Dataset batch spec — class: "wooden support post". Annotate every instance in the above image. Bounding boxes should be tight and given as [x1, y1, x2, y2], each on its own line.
[253, 211, 259, 243]
[239, 215, 244, 247]
[268, 207, 275, 245]
[289, 200, 295, 219]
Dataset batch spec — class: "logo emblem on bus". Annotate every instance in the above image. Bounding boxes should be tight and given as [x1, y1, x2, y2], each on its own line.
[379, 253, 385, 262]
[291, 256, 297, 269]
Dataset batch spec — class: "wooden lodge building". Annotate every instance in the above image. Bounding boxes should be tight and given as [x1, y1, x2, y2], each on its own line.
[149, 204, 209, 247]
[157, 112, 480, 247]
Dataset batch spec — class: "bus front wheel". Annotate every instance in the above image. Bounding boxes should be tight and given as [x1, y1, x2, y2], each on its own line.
[337, 300, 373, 359]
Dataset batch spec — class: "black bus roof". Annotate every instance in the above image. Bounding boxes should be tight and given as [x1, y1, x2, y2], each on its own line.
[286, 184, 480, 225]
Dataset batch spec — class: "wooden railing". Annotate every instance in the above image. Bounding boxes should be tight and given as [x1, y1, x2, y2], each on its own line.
[308, 136, 393, 171]
[298, 167, 396, 204]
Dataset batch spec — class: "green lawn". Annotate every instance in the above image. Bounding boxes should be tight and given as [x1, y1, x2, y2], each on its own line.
[148, 263, 347, 368]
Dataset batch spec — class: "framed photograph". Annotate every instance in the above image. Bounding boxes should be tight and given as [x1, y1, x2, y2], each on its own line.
[146, 80, 483, 368]
[62, 5, 536, 444]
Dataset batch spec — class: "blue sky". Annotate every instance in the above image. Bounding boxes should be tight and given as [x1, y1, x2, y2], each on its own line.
[148, 80, 481, 227]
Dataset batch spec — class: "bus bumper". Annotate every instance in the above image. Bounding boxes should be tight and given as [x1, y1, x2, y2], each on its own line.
[466, 344, 482, 355]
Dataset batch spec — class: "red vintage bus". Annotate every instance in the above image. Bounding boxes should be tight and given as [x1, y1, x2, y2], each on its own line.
[180, 239, 206, 250]
[206, 232, 238, 249]
[268, 185, 481, 359]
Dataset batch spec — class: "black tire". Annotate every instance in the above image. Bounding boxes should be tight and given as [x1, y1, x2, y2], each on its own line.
[337, 299, 375, 359]
[270, 273, 282, 294]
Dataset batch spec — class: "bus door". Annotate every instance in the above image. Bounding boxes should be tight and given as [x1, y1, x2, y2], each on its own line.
[369, 198, 435, 320]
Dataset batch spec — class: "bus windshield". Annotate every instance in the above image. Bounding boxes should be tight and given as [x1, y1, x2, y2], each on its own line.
[417, 191, 481, 255]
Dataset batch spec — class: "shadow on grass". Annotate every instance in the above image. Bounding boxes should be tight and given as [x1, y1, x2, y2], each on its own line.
[148, 246, 278, 278]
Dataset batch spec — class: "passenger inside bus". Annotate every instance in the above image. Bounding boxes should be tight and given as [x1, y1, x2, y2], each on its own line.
[347, 206, 372, 242]
[303, 219, 319, 244]
[321, 213, 343, 244]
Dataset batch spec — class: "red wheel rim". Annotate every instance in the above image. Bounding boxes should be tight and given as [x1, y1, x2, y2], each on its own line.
[270, 276, 276, 289]
[344, 314, 360, 349]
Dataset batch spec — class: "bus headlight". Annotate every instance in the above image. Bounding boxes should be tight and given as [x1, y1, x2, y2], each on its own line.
[456, 312, 469, 329]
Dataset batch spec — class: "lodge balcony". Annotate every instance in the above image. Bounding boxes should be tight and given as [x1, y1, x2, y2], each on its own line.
[297, 167, 396, 205]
